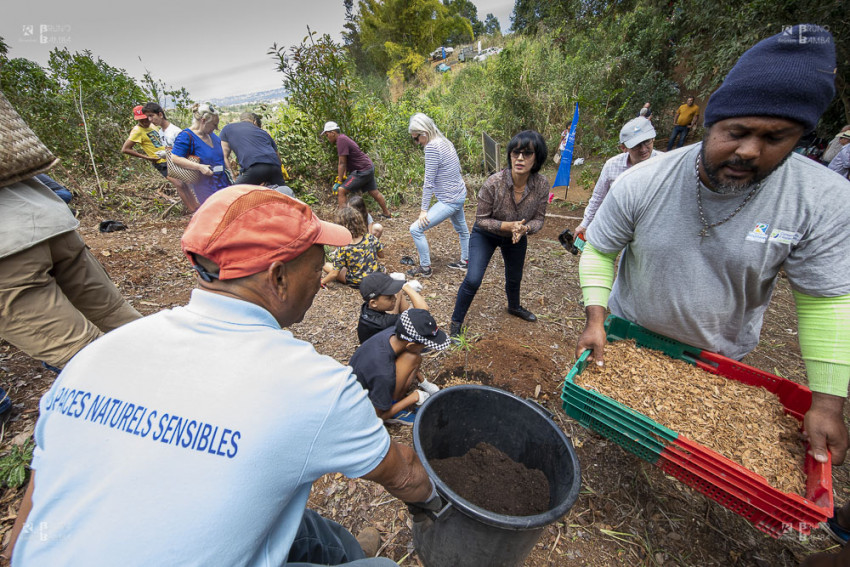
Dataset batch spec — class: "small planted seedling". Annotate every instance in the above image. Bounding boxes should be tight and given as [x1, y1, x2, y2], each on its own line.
[450, 325, 479, 382]
[0, 440, 34, 488]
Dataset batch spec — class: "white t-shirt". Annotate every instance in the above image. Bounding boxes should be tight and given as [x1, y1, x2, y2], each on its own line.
[161, 123, 183, 147]
[15, 290, 390, 566]
[587, 144, 850, 359]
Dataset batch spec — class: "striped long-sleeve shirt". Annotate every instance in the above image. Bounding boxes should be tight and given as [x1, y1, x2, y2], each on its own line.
[421, 137, 467, 210]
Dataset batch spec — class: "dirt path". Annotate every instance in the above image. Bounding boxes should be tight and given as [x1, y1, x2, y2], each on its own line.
[0, 184, 846, 566]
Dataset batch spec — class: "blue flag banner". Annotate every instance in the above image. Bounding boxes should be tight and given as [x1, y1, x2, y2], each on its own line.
[552, 102, 580, 194]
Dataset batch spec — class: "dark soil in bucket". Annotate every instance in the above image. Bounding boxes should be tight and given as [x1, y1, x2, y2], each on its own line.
[430, 441, 550, 516]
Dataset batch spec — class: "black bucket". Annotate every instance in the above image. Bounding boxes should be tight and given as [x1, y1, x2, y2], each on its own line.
[412, 385, 581, 567]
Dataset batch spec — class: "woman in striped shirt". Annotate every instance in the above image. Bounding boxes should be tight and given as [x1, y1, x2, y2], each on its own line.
[406, 113, 470, 278]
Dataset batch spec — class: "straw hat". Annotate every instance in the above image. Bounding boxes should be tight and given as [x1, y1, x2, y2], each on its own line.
[0, 90, 59, 187]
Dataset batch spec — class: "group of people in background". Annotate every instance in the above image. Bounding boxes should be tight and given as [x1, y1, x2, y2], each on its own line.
[634, 96, 699, 153]
[122, 103, 291, 213]
[315, 112, 550, 351]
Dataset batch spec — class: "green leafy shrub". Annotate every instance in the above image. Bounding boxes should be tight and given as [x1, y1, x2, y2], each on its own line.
[0, 440, 33, 489]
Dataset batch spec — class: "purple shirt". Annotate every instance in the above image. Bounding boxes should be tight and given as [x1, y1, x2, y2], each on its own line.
[336, 134, 373, 173]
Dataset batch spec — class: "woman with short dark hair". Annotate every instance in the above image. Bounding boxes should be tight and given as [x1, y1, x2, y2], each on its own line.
[449, 130, 549, 336]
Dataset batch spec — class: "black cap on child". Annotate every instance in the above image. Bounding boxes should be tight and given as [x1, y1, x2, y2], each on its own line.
[359, 272, 405, 301]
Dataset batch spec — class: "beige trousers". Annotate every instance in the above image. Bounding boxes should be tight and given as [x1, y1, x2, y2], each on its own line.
[0, 231, 141, 367]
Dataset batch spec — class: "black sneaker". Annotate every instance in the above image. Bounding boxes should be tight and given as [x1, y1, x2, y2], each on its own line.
[507, 306, 537, 322]
[449, 321, 462, 338]
[406, 265, 432, 278]
[447, 260, 468, 271]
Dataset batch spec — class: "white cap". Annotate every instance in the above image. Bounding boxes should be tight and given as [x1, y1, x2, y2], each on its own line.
[321, 121, 339, 135]
[619, 117, 656, 149]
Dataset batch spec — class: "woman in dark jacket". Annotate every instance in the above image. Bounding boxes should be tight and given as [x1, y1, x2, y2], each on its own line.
[450, 130, 549, 336]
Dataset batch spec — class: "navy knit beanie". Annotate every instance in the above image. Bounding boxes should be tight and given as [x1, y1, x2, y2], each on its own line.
[704, 24, 836, 132]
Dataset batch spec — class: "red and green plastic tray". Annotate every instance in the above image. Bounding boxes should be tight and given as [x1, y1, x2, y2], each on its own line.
[561, 314, 832, 537]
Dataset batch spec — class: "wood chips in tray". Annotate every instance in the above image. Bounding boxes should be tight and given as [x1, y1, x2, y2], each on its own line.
[575, 340, 806, 495]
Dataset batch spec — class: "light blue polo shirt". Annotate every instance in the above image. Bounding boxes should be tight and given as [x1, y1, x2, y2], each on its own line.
[15, 289, 390, 566]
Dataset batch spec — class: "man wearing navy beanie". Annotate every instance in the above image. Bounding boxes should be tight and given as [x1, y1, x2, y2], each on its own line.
[575, 24, 850, 544]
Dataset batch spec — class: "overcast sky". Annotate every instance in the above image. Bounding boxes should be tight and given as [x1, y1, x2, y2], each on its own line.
[3, 1, 515, 100]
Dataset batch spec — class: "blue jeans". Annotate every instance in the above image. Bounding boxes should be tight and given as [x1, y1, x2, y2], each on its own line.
[409, 199, 469, 267]
[666, 125, 690, 150]
[451, 226, 527, 324]
[287, 509, 397, 566]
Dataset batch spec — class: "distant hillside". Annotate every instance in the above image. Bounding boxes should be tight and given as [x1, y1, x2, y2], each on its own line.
[208, 87, 288, 107]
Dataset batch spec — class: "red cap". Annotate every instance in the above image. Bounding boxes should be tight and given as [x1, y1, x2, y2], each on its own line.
[133, 105, 147, 120]
[181, 185, 351, 280]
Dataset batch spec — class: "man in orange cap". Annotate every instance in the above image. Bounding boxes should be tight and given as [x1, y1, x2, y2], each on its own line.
[8, 186, 438, 566]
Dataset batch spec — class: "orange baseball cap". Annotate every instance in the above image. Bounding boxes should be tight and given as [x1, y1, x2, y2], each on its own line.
[181, 185, 351, 280]
[133, 105, 147, 120]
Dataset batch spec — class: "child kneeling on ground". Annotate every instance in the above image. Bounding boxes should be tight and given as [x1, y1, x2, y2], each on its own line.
[322, 206, 383, 287]
[357, 272, 429, 344]
[349, 309, 450, 425]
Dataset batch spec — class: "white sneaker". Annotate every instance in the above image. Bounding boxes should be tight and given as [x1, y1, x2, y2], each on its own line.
[420, 380, 440, 395]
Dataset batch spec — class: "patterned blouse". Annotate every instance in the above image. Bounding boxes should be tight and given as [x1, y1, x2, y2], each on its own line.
[331, 234, 383, 285]
[474, 168, 549, 236]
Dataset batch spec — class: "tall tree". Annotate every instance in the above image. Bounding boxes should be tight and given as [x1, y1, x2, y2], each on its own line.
[270, 31, 358, 132]
[356, 0, 473, 77]
[483, 13, 501, 35]
[445, 0, 485, 40]
[510, 0, 550, 34]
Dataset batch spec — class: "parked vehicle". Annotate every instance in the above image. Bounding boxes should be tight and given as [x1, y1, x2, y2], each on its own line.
[430, 46, 455, 60]
[473, 47, 502, 62]
[457, 46, 475, 63]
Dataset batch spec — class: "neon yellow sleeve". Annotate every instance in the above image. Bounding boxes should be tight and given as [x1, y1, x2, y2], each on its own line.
[579, 242, 618, 308]
[792, 290, 850, 397]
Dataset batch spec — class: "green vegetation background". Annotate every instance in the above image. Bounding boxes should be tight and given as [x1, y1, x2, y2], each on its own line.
[0, 0, 846, 208]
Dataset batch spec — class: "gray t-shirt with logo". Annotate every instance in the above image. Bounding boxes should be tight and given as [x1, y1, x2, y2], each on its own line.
[587, 144, 850, 359]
